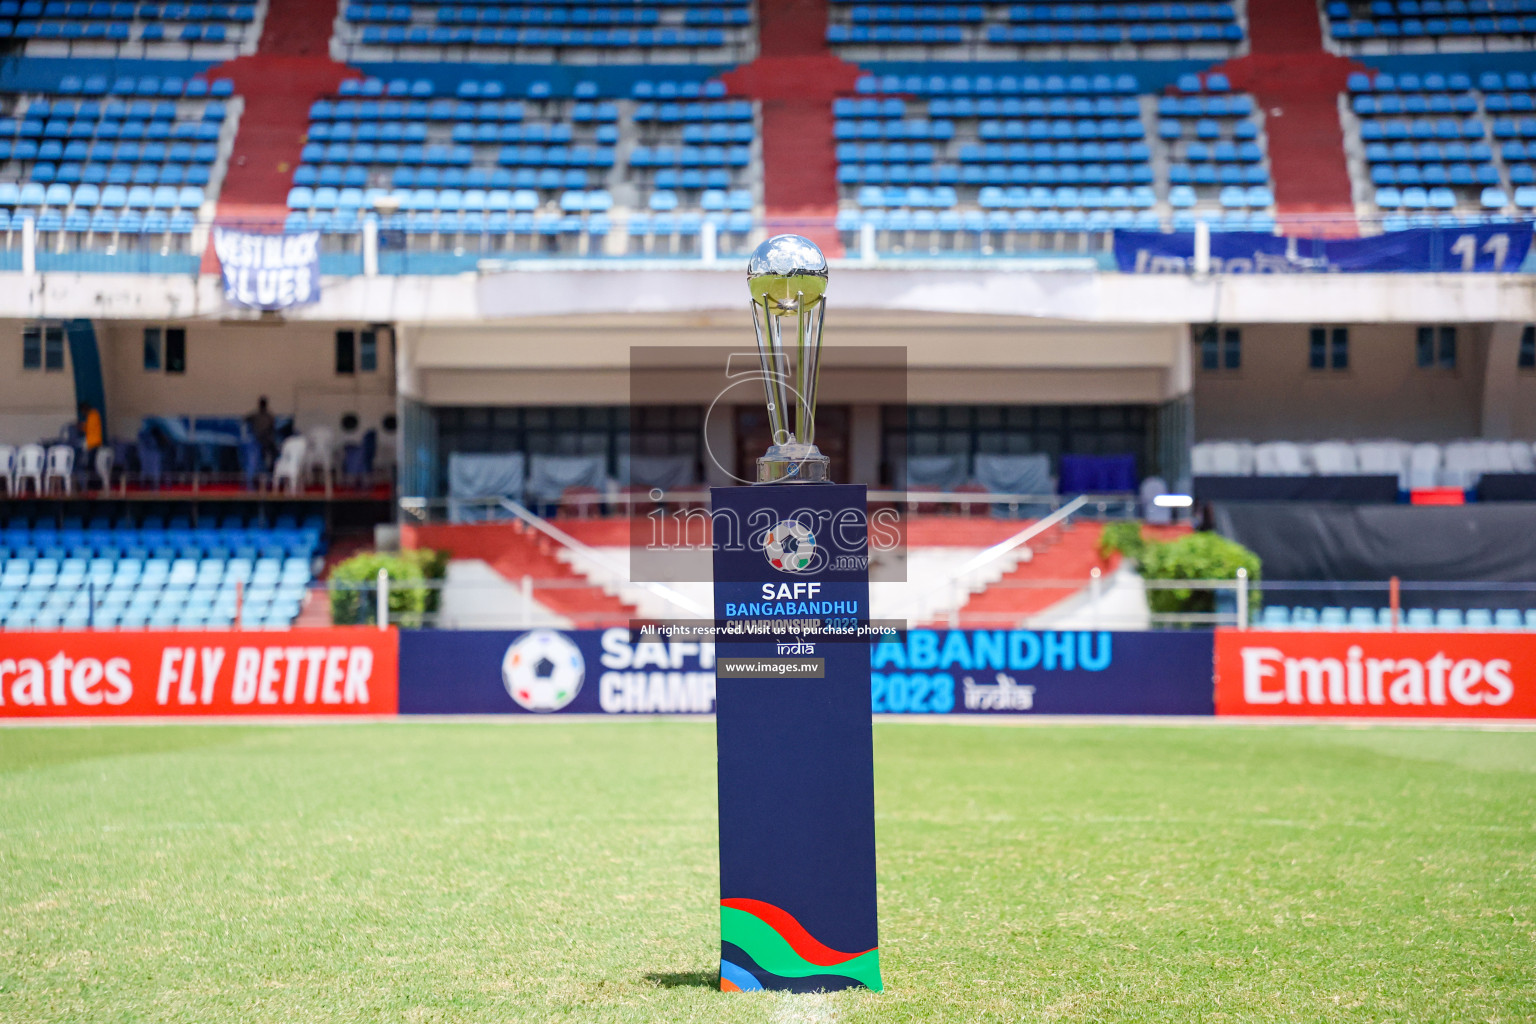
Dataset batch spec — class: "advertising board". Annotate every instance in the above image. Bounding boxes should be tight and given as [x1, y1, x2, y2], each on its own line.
[0, 629, 398, 718]
[1214, 630, 1536, 719]
[398, 628, 1215, 717]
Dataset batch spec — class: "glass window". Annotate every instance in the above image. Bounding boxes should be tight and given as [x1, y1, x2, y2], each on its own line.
[43, 325, 64, 371]
[1520, 325, 1535, 369]
[165, 327, 186, 374]
[1438, 326, 1457, 369]
[1198, 326, 1219, 370]
[143, 327, 162, 371]
[1222, 328, 1241, 370]
[359, 329, 378, 373]
[335, 330, 356, 375]
[21, 325, 40, 370]
[1308, 327, 1327, 370]
[1416, 325, 1435, 367]
[1331, 327, 1349, 370]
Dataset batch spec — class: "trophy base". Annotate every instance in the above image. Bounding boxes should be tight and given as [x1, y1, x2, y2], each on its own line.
[757, 443, 831, 484]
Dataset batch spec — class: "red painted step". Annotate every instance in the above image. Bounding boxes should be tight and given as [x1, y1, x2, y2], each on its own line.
[402, 522, 637, 628]
[1205, 0, 1370, 232]
[721, 0, 862, 255]
[945, 523, 1190, 629]
[202, 0, 358, 226]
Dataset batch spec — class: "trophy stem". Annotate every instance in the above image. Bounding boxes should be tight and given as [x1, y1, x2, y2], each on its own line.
[751, 297, 792, 446]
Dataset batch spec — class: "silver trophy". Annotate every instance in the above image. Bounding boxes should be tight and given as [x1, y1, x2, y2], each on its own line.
[747, 234, 831, 484]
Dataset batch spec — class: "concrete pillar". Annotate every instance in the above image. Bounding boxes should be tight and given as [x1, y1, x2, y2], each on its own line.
[848, 403, 883, 488]
[703, 402, 737, 486]
[1480, 322, 1524, 438]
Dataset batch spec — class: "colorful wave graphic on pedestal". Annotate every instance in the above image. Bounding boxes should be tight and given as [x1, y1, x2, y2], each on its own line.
[718, 898, 882, 993]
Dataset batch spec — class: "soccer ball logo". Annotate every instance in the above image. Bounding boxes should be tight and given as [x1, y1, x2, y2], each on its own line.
[502, 629, 585, 712]
[763, 519, 818, 573]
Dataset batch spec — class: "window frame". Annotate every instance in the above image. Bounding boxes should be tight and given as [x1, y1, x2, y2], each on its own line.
[335, 329, 357, 375]
[21, 324, 41, 370]
[143, 326, 162, 371]
[164, 326, 186, 375]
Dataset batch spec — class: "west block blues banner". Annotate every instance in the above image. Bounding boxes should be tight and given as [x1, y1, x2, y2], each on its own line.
[213, 228, 321, 309]
[1115, 223, 1533, 274]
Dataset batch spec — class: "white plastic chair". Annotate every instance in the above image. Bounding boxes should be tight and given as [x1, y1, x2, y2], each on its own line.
[1440, 440, 1486, 489]
[94, 446, 115, 491]
[1208, 441, 1254, 476]
[271, 436, 308, 494]
[1190, 442, 1217, 476]
[303, 427, 336, 487]
[14, 444, 44, 495]
[1254, 441, 1309, 476]
[0, 444, 14, 494]
[1310, 441, 1359, 475]
[43, 444, 74, 495]
[1481, 440, 1517, 474]
[1356, 441, 1411, 489]
[1408, 443, 1441, 490]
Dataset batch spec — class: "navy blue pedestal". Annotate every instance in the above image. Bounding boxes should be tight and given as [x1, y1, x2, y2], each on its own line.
[711, 483, 882, 993]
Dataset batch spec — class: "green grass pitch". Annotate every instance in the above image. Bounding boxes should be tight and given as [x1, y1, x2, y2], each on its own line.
[1, 720, 1533, 1023]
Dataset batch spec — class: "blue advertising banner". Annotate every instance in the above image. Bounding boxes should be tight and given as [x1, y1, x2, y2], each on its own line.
[396, 628, 1215, 717]
[871, 629, 1214, 716]
[398, 626, 715, 715]
[212, 228, 322, 309]
[1114, 223, 1533, 274]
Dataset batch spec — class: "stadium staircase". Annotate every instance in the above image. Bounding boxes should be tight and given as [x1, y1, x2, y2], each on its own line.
[402, 521, 637, 628]
[942, 521, 1189, 628]
[1204, 0, 1366, 231]
[202, 0, 359, 231]
[722, 0, 861, 254]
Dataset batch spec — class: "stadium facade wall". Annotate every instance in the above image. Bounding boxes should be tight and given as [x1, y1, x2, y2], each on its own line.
[0, 319, 79, 443]
[3, 272, 1535, 328]
[398, 314, 1188, 409]
[89, 319, 397, 442]
[1193, 323, 1507, 442]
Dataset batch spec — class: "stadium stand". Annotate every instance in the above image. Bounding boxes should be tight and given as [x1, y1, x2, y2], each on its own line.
[834, 70, 1276, 253]
[284, 76, 759, 259]
[0, 513, 320, 629]
[1160, 73, 1276, 230]
[334, 0, 755, 63]
[826, 0, 1247, 59]
[835, 70, 1162, 251]
[1345, 69, 1536, 225]
[0, 1, 262, 58]
[1256, 604, 1536, 629]
[0, 76, 236, 262]
[1325, 0, 1536, 54]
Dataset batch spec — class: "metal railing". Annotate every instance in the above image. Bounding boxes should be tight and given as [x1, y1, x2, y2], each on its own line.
[1, 211, 1530, 275]
[399, 490, 1144, 523]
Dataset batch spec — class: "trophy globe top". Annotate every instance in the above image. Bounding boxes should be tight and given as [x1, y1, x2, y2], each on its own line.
[747, 234, 828, 314]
